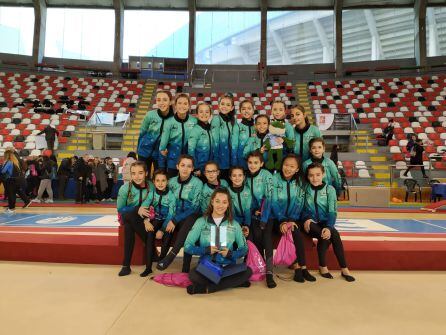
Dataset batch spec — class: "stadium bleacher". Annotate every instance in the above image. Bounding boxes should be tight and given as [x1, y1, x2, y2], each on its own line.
[156, 81, 295, 114]
[0, 72, 143, 156]
[308, 76, 446, 172]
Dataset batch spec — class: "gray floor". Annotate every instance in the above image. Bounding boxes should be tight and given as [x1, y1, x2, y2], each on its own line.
[1, 261, 445, 335]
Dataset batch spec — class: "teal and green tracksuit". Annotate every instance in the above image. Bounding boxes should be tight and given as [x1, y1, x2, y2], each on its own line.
[292, 123, 322, 162]
[116, 181, 154, 214]
[137, 108, 173, 164]
[199, 179, 229, 214]
[159, 113, 197, 170]
[302, 183, 337, 227]
[237, 118, 255, 168]
[168, 175, 203, 224]
[184, 216, 248, 266]
[242, 132, 269, 163]
[188, 120, 219, 172]
[245, 168, 273, 225]
[271, 172, 306, 223]
[211, 112, 239, 170]
[228, 184, 253, 227]
[302, 156, 342, 194]
[146, 188, 177, 230]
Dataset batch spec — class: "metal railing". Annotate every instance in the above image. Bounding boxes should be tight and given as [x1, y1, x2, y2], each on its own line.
[389, 162, 435, 187]
[341, 160, 387, 187]
[86, 111, 130, 128]
[343, 162, 438, 187]
[190, 67, 208, 86]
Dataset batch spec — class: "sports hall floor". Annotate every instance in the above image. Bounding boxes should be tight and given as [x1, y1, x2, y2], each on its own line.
[1, 205, 445, 334]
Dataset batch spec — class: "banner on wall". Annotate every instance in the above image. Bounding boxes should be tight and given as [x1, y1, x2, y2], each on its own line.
[315, 114, 335, 131]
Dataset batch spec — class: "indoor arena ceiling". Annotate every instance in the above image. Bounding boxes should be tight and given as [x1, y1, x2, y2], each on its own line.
[0, 0, 444, 9]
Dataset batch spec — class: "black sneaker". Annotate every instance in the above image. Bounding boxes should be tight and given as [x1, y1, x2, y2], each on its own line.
[23, 201, 32, 209]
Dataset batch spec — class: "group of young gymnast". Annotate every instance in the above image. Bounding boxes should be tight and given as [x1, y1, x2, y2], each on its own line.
[116, 90, 355, 295]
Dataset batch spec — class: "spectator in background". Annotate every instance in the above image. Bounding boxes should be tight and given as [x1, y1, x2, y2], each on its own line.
[25, 156, 40, 198]
[38, 125, 59, 152]
[70, 156, 78, 180]
[121, 152, 137, 182]
[57, 156, 72, 200]
[1, 150, 31, 213]
[330, 144, 339, 167]
[74, 154, 92, 204]
[406, 134, 417, 154]
[85, 159, 98, 203]
[33, 156, 54, 203]
[94, 158, 107, 201]
[0, 159, 5, 201]
[403, 139, 428, 178]
[104, 157, 118, 201]
[383, 119, 395, 146]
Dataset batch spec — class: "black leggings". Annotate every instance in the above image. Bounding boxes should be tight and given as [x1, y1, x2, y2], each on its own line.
[122, 210, 162, 269]
[75, 178, 86, 203]
[249, 218, 274, 273]
[162, 213, 199, 272]
[6, 177, 29, 209]
[104, 178, 115, 199]
[288, 222, 308, 267]
[189, 267, 252, 293]
[306, 223, 347, 268]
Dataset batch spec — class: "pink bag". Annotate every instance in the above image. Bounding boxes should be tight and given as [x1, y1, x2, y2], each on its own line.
[91, 173, 97, 186]
[273, 228, 296, 267]
[30, 164, 37, 177]
[152, 272, 192, 288]
[246, 240, 266, 282]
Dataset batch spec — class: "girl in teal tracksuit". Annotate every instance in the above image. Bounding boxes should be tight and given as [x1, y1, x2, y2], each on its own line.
[117, 161, 156, 277]
[199, 161, 229, 214]
[156, 155, 203, 273]
[137, 90, 173, 176]
[150, 169, 177, 260]
[290, 105, 322, 162]
[271, 154, 316, 283]
[245, 151, 275, 288]
[185, 188, 251, 295]
[237, 100, 256, 169]
[302, 137, 342, 195]
[188, 102, 218, 175]
[302, 162, 355, 282]
[228, 166, 252, 237]
[159, 94, 197, 178]
[211, 93, 239, 180]
[243, 114, 270, 164]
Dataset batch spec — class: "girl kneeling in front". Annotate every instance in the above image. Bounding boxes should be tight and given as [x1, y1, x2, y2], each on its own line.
[184, 188, 252, 294]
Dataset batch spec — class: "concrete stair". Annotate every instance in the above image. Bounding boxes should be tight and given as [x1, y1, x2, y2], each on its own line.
[121, 81, 157, 153]
[346, 129, 398, 186]
[57, 125, 91, 161]
[295, 83, 314, 123]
